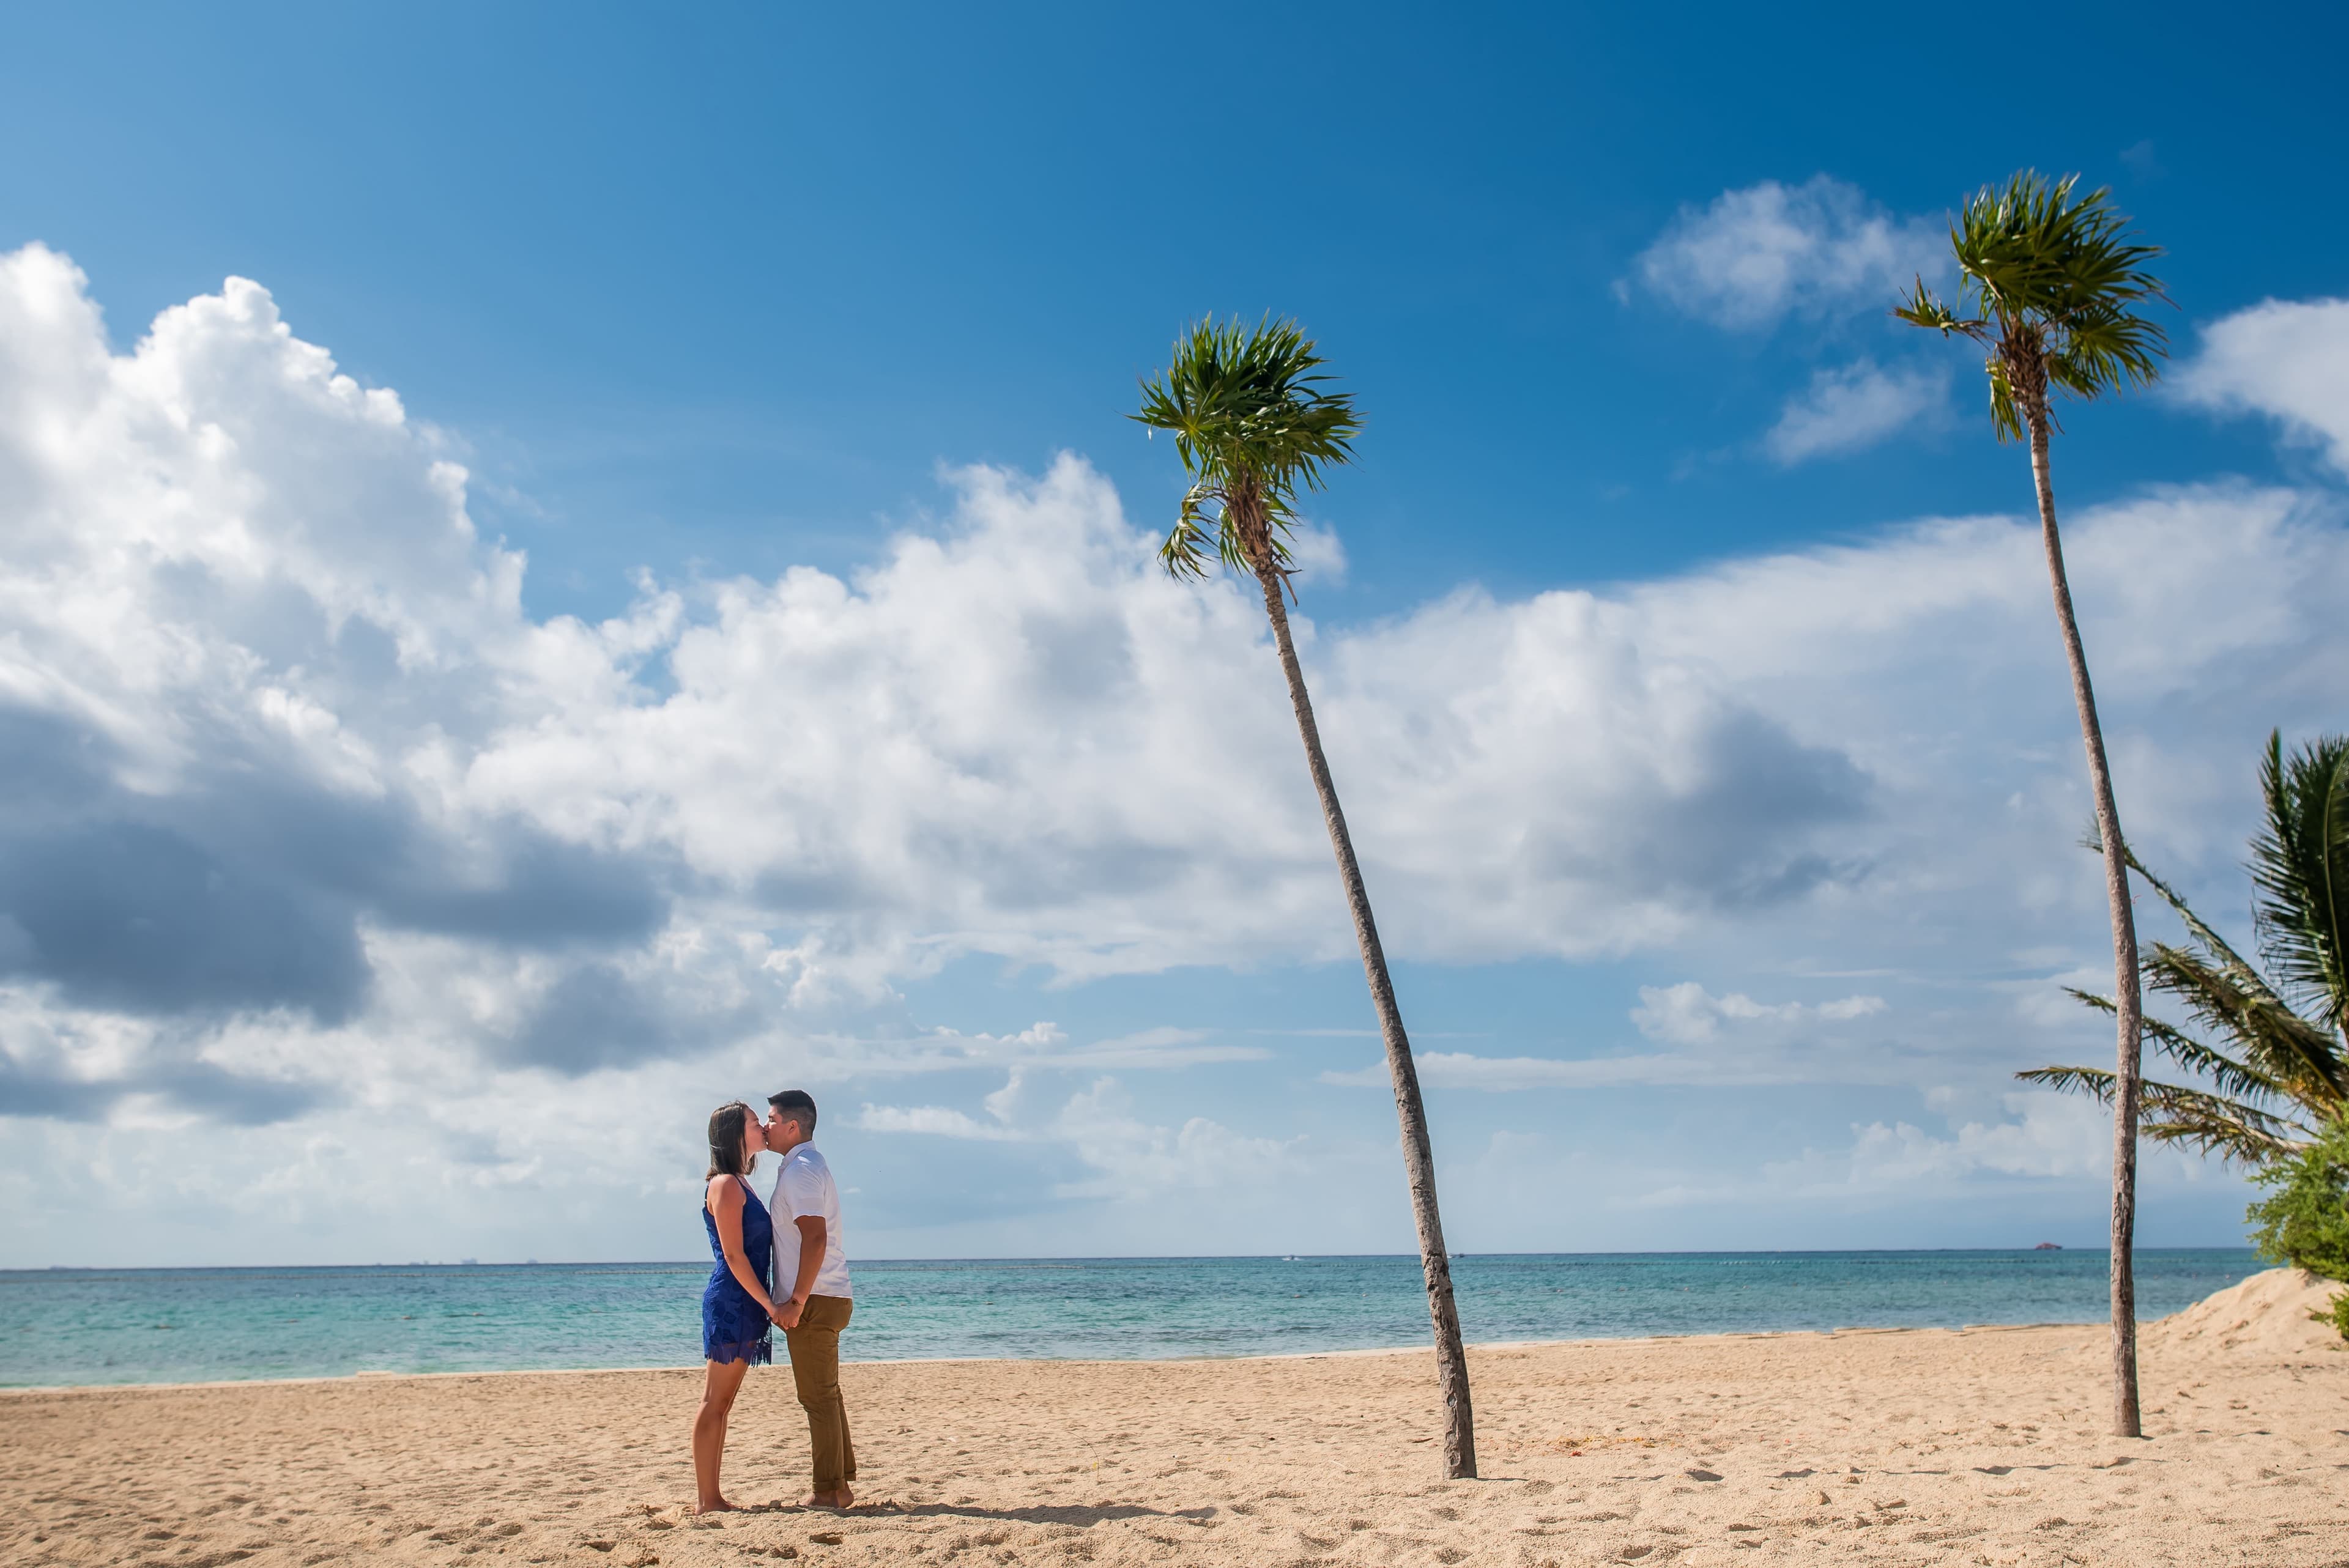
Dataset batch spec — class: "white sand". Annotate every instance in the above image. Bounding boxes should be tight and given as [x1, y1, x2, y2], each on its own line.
[7, 1268, 2346, 1567]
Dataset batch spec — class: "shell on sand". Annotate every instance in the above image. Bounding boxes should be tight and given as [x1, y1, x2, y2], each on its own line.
[2142, 1265, 2345, 1359]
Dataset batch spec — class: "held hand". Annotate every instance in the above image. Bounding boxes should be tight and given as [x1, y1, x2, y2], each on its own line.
[774, 1295, 806, 1330]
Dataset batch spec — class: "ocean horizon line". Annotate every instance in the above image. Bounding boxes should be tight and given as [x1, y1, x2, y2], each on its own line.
[2, 1243, 2252, 1275]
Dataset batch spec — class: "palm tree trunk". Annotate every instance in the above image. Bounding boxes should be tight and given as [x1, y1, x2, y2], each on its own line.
[1255, 564, 1478, 1480]
[2027, 415, 2145, 1440]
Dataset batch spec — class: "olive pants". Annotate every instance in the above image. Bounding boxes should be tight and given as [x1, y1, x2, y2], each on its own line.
[783, 1294, 855, 1492]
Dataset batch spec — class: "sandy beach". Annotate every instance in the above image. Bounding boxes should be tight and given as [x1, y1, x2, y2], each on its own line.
[6, 1270, 2344, 1568]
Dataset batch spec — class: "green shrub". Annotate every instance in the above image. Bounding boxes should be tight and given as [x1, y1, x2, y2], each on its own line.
[2246, 1117, 2349, 1340]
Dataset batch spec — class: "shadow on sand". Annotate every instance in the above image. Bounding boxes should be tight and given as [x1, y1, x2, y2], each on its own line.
[872, 1502, 1214, 1527]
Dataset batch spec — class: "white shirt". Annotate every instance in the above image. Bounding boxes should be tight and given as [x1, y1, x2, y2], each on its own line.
[768, 1143, 852, 1301]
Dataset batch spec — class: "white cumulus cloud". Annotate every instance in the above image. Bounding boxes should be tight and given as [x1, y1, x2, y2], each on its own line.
[1631, 175, 1945, 330]
[2175, 296, 2349, 475]
[1765, 1092, 2115, 1189]
[2, 245, 2346, 1258]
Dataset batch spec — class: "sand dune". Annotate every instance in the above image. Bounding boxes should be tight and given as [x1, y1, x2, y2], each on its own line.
[2140, 1265, 2342, 1361]
[6, 1272, 2346, 1567]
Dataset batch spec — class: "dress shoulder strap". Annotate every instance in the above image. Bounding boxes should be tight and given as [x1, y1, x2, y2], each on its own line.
[706, 1174, 750, 1215]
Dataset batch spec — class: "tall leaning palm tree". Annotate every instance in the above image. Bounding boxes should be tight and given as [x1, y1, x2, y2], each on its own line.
[1134, 316, 1477, 1479]
[2024, 733, 2349, 1162]
[1897, 171, 2169, 1438]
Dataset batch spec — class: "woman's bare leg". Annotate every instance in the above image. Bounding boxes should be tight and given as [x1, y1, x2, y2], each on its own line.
[692, 1358, 752, 1512]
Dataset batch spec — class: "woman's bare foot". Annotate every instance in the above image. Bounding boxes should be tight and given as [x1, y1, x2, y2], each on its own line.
[695, 1496, 741, 1515]
[801, 1485, 853, 1510]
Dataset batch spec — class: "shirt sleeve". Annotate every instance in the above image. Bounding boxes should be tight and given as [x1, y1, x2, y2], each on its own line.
[777, 1158, 823, 1220]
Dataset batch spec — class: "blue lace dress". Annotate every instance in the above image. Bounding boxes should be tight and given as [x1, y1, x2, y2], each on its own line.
[700, 1177, 774, 1366]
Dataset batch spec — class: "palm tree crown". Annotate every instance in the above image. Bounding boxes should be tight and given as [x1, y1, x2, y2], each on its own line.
[1896, 171, 2168, 440]
[2024, 733, 2349, 1163]
[1131, 315, 1361, 581]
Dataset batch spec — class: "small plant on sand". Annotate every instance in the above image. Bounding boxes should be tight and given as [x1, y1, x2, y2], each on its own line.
[1133, 316, 1477, 1479]
[1898, 170, 2169, 1438]
[2245, 1115, 2349, 1339]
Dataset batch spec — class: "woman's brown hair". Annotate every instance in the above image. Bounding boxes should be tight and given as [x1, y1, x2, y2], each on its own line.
[706, 1100, 755, 1180]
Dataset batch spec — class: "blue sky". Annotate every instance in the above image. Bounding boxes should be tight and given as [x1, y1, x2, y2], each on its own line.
[2, 2, 2345, 1267]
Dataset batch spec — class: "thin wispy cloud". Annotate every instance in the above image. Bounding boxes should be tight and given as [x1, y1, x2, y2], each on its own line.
[856, 1074, 1305, 1203]
[1763, 358, 1951, 463]
[856, 1103, 1026, 1141]
[1321, 983, 1900, 1092]
[1322, 1051, 1787, 1091]
[1629, 982, 1886, 1045]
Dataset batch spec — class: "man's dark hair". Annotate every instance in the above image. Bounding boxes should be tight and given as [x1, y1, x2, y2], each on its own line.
[767, 1089, 818, 1135]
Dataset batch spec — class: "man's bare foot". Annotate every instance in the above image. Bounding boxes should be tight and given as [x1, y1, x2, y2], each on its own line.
[801, 1485, 853, 1510]
[694, 1496, 741, 1514]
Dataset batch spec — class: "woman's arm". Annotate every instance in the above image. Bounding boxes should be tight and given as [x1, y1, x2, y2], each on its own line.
[707, 1177, 780, 1320]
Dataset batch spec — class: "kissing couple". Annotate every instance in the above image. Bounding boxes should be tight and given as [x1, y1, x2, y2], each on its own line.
[691, 1090, 856, 1514]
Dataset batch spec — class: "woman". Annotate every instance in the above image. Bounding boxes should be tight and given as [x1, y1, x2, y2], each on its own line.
[692, 1100, 783, 1514]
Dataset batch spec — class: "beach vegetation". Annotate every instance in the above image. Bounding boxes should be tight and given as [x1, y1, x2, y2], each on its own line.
[2246, 1115, 2349, 1278]
[1898, 169, 2169, 1438]
[2244, 1114, 2349, 1339]
[1132, 316, 1478, 1479]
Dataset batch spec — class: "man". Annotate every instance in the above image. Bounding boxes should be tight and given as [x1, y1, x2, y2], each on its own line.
[762, 1089, 855, 1509]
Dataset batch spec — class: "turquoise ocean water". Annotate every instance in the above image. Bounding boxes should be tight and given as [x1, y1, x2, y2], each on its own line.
[0, 1249, 2262, 1388]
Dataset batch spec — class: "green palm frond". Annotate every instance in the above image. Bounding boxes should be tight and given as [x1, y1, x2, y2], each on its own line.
[2082, 824, 2344, 1104]
[2046, 744, 2349, 1171]
[2252, 730, 2349, 1035]
[2016, 1065, 2309, 1166]
[1132, 315, 1360, 583]
[2065, 988, 2293, 1107]
[1895, 171, 2169, 442]
[2147, 943, 2349, 1112]
[2049, 297, 2168, 402]
[2093, 832, 2273, 997]
[1893, 275, 1982, 339]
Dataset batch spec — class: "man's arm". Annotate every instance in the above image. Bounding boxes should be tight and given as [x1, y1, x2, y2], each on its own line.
[776, 1215, 826, 1328]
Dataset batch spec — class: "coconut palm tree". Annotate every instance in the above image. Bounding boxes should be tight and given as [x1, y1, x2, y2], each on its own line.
[1897, 171, 2168, 1437]
[1134, 315, 1477, 1479]
[2024, 732, 2349, 1161]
